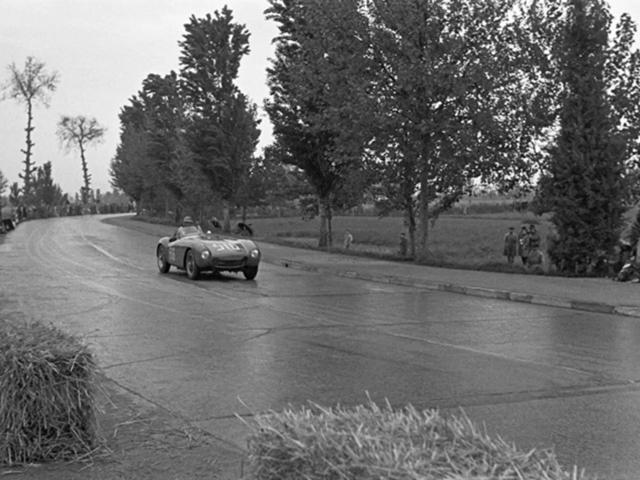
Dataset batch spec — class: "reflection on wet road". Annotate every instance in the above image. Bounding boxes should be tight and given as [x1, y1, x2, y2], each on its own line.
[2, 215, 640, 479]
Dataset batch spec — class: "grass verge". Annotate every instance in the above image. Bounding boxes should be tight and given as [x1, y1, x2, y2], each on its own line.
[132, 213, 546, 273]
[247, 215, 548, 273]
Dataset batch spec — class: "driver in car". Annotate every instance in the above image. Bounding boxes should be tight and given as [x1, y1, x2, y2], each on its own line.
[174, 216, 202, 239]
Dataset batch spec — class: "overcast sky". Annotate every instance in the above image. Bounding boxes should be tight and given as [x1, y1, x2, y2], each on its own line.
[1, 1, 639, 197]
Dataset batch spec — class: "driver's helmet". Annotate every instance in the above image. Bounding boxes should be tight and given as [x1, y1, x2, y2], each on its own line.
[182, 216, 194, 226]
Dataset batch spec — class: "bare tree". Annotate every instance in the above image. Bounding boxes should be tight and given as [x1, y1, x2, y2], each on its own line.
[2, 57, 58, 200]
[57, 115, 105, 204]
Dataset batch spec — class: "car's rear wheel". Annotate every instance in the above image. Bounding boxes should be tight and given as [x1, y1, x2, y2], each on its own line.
[157, 247, 170, 273]
[185, 250, 200, 280]
[243, 265, 258, 280]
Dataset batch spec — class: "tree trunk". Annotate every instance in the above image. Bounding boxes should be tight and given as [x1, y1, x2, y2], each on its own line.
[318, 195, 333, 248]
[222, 201, 231, 233]
[406, 207, 417, 259]
[79, 141, 90, 205]
[22, 101, 35, 201]
[416, 156, 431, 263]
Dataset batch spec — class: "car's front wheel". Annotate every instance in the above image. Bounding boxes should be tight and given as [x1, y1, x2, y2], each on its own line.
[243, 265, 258, 280]
[157, 247, 170, 273]
[185, 250, 200, 280]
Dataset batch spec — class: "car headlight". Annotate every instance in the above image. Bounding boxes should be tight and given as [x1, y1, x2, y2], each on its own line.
[201, 249, 211, 260]
[250, 248, 260, 259]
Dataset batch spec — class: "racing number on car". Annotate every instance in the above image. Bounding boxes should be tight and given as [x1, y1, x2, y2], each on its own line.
[211, 241, 242, 252]
[168, 246, 176, 263]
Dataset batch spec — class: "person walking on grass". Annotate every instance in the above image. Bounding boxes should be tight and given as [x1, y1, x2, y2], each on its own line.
[517, 225, 529, 265]
[503, 226, 517, 264]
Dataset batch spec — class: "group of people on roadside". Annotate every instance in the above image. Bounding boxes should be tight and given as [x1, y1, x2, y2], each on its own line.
[503, 224, 542, 267]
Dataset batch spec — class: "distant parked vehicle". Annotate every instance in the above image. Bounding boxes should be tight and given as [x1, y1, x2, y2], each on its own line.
[1, 206, 17, 233]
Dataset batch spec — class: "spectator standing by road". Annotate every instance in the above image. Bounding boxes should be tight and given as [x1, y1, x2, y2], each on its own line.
[237, 222, 254, 236]
[399, 232, 408, 257]
[209, 216, 221, 230]
[625, 208, 640, 265]
[343, 230, 354, 249]
[527, 224, 542, 267]
[517, 225, 529, 265]
[503, 227, 517, 264]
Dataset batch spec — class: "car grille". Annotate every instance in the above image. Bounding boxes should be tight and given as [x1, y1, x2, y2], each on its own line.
[213, 258, 246, 269]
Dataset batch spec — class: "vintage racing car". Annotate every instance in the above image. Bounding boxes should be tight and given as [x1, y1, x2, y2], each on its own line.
[156, 225, 261, 280]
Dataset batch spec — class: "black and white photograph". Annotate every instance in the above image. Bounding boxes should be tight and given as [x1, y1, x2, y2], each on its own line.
[2, 1, 640, 478]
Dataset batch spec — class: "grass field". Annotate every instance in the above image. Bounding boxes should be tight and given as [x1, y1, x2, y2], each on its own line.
[248, 212, 551, 272]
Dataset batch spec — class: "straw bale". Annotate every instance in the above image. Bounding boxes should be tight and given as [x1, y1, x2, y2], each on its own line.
[0, 319, 96, 465]
[245, 401, 592, 480]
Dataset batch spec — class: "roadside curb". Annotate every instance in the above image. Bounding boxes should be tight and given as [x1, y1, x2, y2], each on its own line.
[274, 258, 638, 318]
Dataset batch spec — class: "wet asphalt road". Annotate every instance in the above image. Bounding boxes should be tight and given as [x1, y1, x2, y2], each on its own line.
[2, 215, 640, 478]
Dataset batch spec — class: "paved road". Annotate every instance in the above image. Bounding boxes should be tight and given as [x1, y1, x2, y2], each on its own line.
[2, 215, 640, 479]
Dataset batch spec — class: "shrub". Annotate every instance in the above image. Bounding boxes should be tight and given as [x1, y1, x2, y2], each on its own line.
[245, 401, 591, 480]
[0, 319, 97, 465]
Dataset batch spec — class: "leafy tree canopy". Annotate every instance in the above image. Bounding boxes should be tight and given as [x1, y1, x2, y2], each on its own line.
[179, 8, 260, 230]
[543, 0, 631, 274]
[266, 0, 373, 246]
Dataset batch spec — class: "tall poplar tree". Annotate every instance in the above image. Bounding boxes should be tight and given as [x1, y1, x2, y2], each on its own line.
[179, 8, 260, 232]
[32, 162, 63, 215]
[138, 72, 192, 220]
[546, 0, 627, 274]
[110, 99, 148, 211]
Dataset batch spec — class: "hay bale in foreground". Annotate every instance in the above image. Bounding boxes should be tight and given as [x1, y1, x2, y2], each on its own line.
[0, 319, 96, 465]
[245, 401, 591, 480]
